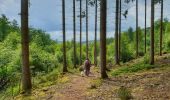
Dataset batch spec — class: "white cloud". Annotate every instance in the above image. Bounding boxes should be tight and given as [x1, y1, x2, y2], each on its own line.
[127, 0, 170, 29]
[0, 0, 20, 24]
[48, 30, 115, 42]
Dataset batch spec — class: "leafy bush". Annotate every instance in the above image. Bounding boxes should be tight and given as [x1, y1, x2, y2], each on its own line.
[167, 40, 170, 49]
[120, 35, 134, 63]
[0, 44, 17, 78]
[121, 50, 134, 63]
[30, 43, 58, 73]
[33, 68, 61, 88]
[3, 32, 20, 49]
[138, 51, 144, 57]
[143, 53, 150, 64]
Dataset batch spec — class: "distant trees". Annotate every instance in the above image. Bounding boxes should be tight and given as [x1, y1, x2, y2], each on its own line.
[62, 0, 68, 72]
[21, 0, 32, 92]
[0, 15, 10, 42]
[127, 27, 134, 41]
[100, 0, 108, 78]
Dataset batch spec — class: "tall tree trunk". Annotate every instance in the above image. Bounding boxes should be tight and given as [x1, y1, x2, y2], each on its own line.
[62, 0, 67, 72]
[115, 0, 119, 65]
[118, 0, 121, 60]
[100, 0, 108, 79]
[86, 0, 89, 59]
[21, 0, 32, 92]
[150, 0, 155, 65]
[136, 0, 139, 58]
[160, 0, 163, 56]
[80, 0, 82, 65]
[73, 0, 76, 68]
[144, 0, 147, 53]
[94, 0, 98, 66]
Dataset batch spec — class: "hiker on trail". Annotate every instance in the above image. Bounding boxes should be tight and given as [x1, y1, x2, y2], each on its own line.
[84, 58, 91, 76]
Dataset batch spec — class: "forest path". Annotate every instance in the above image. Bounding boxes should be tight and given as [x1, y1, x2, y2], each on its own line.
[49, 66, 100, 100]
[14, 66, 101, 100]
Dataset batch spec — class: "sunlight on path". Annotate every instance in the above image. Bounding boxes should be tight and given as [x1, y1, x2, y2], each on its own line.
[51, 66, 100, 100]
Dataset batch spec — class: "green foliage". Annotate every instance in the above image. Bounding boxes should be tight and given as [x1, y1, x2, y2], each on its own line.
[127, 27, 134, 41]
[143, 53, 150, 64]
[0, 14, 170, 98]
[3, 32, 21, 49]
[0, 43, 17, 78]
[167, 40, 170, 49]
[111, 63, 156, 76]
[165, 23, 170, 33]
[107, 42, 115, 64]
[90, 78, 103, 89]
[0, 15, 10, 42]
[0, 15, 63, 96]
[30, 43, 58, 73]
[120, 34, 134, 63]
[33, 68, 61, 88]
[69, 48, 80, 65]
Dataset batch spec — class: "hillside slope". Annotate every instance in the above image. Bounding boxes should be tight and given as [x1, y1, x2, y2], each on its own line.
[13, 54, 170, 100]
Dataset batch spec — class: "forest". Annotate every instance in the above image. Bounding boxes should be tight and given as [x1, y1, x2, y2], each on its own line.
[0, 0, 170, 100]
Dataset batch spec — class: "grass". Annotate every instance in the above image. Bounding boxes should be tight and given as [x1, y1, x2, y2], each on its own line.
[32, 68, 61, 88]
[89, 78, 103, 89]
[111, 63, 157, 76]
[111, 55, 170, 76]
[117, 86, 133, 100]
[111, 53, 170, 76]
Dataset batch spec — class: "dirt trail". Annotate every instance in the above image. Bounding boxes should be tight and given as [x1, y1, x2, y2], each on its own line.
[50, 66, 100, 100]
[14, 66, 100, 100]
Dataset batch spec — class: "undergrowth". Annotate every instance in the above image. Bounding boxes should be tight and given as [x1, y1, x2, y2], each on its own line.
[117, 86, 133, 100]
[111, 63, 157, 76]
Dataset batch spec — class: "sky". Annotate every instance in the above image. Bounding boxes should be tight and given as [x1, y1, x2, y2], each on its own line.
[0, 0, 170, 41]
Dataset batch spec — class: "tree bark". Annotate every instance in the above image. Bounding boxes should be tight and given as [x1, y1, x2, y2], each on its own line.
[100, 0, 108, 79]
[150, 0, 155, 65]
[136, 0, 139, 58]
[144, 0, 147, 53]
[160, 0, 163, 56]
[62, 0, 68, 72]
[21, 0, 32, 92]
[115, 0, 119, 65]
[80, 0, 82, 65]
[73, 0, 76, 68]
[118, 0, 121, 61]
[94, 0, 98, 66]
[86, 0, 89, 59]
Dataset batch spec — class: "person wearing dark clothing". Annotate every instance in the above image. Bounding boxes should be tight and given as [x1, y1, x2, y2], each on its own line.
[84, 58, 91, 76]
